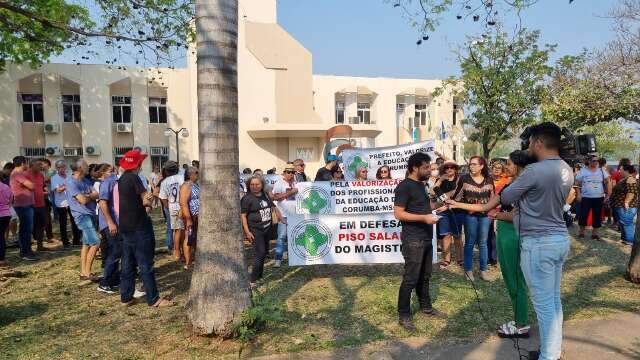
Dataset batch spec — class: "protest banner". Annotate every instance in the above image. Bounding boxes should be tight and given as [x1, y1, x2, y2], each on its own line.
[287, 213, 438, 266]
[294, 179, 400, 215]
[340, 140, 436, 181]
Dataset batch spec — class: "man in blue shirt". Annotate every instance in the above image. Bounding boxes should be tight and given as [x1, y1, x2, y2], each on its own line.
[97, 166, 120, 294]
[66, 159, 100, 282]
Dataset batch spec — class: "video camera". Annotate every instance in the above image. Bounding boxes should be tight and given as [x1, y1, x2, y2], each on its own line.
[520, 125, 597, 166]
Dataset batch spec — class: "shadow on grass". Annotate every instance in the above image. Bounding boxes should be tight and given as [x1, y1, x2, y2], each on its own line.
[0, 302, 48, 327]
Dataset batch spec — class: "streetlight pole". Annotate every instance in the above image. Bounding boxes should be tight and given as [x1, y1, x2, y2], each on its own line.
[164, 127, 189, 164]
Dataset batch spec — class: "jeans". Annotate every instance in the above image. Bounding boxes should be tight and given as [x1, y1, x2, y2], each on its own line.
[120, 216, 160, 305]
[275, 223, 287, 261]
[579, 197, 604, 228]
[614, 207, 637, 243]
[32, 206, 46, 248]
[463, 215, 491, 272]
[520, 234, 571, 360]
[398, 239, 433, 317]
[56, 207, 81, 245]
[163, 207, 173, 251]
[250, 226, 271, 282]
[14, 206, 34, 257]
[0, 216, 10, 261]
[100, 229, 122, 287]
[487, 220, 498, 263]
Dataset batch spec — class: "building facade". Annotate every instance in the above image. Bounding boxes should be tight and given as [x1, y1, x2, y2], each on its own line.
[0, 0, 463, 174]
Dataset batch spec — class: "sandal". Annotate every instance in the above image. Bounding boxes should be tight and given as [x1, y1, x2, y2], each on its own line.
[152, 298, 175, 308]
[497, 321, 530, 338]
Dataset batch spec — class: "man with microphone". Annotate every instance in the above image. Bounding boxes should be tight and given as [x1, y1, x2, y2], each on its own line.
[499, 122, 573, 360]
[394, 152, 442, 331]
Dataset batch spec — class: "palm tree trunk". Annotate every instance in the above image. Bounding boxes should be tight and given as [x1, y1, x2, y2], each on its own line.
[626, 211, 640, 284]
[187, 0, 252, 337]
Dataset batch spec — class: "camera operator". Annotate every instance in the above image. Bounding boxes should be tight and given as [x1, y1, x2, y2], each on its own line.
[500, 122, 573, 360]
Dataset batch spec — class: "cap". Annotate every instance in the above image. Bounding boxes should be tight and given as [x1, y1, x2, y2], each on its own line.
[327, 154, 338, 162]
[119, 149, 148, 171]
[163, 160, 179, 173]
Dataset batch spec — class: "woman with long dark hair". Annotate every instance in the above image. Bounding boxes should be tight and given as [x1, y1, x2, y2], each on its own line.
[448, 150, 532, 338]
[376, 165, 392, 180]
[241, 176, 284, 289]
[454, 156, 494, 281]
[432, 162, 464, 267]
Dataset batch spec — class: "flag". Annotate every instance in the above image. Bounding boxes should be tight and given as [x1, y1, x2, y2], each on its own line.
[440, 121, 446, 140]
[412, 127, 419, 143]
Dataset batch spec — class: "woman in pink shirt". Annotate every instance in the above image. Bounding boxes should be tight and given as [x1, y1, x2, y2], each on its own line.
[0, 179, 13, 267]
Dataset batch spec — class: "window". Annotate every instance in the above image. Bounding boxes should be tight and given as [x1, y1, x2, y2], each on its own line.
[335, 102, 345, 124]
[112, 96, 132, 123]
[149, 97, 167, 124]
[19, 94, 44, 123]
[150, 146, 169, 170]
[20, 147, 45, 161]
[356, 103, 371, 124]
[453, 144, 458, 162]
[453, 104, 458, 126]
[62, 95, 81, 123]
[113, 146, 133, 165]
[415, 104, 427, 127]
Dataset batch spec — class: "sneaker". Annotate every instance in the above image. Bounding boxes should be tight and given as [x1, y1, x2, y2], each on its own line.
[133, 289, 146, 299]
[274, 260, 281, 268]
[21, 255, 38, 261]
[398, 317, 417, 331]
[97, 285, 117, 294]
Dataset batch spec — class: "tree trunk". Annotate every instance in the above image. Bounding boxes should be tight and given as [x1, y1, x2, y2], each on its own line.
[482, 141, 491, 160]
[626, 210, 640, 284]
[187, 0, 252, 337]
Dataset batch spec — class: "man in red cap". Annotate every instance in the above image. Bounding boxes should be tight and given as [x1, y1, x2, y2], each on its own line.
[118, 150, 173, 307]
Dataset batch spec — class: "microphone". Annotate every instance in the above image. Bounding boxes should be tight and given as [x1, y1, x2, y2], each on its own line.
[433, 186, 448, 203]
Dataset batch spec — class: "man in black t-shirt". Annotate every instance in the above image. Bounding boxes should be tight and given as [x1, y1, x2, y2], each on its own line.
[118, 150, 172, 308]
[314, 155, 338, 181]
[393, 152, 442, 331]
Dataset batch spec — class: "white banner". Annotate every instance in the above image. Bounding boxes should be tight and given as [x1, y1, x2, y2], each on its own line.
[341, 140, 436, 181]
[295, 179, 400, 215]
[287, 213, 437, 266]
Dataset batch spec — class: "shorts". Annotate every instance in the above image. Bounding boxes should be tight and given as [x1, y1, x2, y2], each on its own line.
[76, 214, 101, 246]
[438, 211, 465, 237]
[170, 213, 184, 230]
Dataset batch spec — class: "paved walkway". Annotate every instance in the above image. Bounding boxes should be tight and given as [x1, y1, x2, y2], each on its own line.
[253, 312, 640, 360]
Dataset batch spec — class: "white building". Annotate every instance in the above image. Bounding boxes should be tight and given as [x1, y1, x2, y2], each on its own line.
[0, 0, 464, 174]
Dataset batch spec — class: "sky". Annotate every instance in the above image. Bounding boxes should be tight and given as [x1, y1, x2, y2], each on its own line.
[277, 0, 617, 79]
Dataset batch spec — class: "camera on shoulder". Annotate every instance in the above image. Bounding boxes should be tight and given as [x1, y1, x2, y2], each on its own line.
[519, 125, 597, 165]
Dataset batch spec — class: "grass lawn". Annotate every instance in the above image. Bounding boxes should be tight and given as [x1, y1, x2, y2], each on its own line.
[1, 210, 638, 359]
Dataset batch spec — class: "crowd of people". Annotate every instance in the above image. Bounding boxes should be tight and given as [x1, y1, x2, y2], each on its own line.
[0, 150, 203, 308]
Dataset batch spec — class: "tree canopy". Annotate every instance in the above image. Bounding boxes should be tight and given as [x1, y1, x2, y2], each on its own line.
[436, 28, 555, 158]
[0, 0, 194, 71]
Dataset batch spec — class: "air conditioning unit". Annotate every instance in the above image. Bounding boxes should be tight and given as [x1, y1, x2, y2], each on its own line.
[85, 145, 101, 156]
[63, 147, 82, 157]
[116, 123, 133, 133]
[150, 147, 166, 156]
[133, 145, 148, 155]
[45, 146, 61, 157]
[44, 123, 60, 134]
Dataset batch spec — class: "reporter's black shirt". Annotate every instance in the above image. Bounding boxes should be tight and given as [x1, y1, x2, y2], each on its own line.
[394, 178, 433, 241]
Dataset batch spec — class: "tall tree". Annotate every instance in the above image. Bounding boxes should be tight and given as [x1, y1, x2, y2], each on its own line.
[436, 28, 554, 158]
[186, 0, 252, 336]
